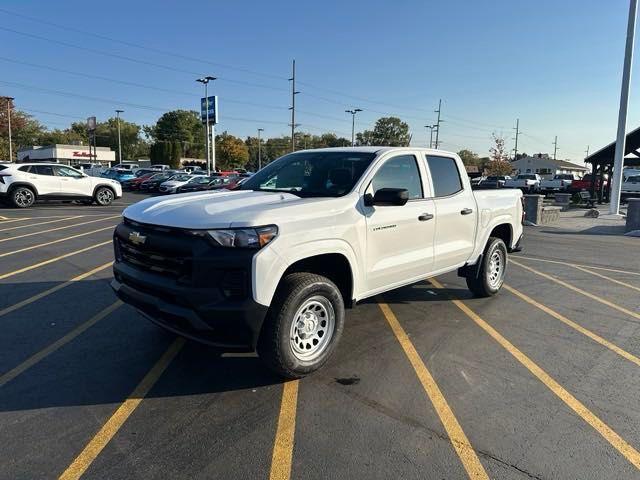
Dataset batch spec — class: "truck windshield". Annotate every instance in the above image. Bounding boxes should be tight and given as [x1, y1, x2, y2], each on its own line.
[239, 151, 377, 197]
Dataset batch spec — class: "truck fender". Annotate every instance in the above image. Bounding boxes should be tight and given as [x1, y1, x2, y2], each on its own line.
[254, 239, 360, 307]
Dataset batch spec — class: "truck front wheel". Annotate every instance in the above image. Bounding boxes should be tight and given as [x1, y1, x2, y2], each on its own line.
[258, 272, 345, 379]
[465, 237, 507, 297]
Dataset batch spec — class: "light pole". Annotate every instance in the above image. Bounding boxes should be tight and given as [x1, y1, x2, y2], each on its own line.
[257, 128, 264, 170]
[610, 0, 638, 214]
[345, 108, 362, 146]
[2, 96, 14, 162]
[196, 76, 216, 175]
[115, 109, 124, 164]
[424, 124, 436, 148]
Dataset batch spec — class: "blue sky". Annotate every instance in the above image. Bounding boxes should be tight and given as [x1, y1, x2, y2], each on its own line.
[0, 0, 636, 160]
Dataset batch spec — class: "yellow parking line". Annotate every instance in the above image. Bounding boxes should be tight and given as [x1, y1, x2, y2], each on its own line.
[514, 255, 640, 277]
[0, 225, 116, 258]
[58, 338, 185, 480]
[0, 240, 111, 280]
[378, 300, 489, 480]
[430, 278, 640, 471]
[0, 217, 30, 224]
[269, 380, 300, 480]
[504, 284, 640, 367]
[0, 215, 120, 243]
[511, 260, 640, 321]
[0, 261, 113, 318]
[0, 301, 122, 387]
[0, 215, 82, 233]
[572, 265, 640, 293]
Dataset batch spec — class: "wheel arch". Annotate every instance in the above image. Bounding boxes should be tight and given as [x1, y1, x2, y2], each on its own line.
[92, 183, 116, 198]
[7, 181, 39, 197]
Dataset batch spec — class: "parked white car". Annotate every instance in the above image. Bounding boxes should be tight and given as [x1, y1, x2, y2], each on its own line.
[111, 147, 524, 378]
[505, 173, 541, 192]
[151, 164, 171, 171]
[113, 163, 140, 171]
[0, 163, 122, 208]
[158, 174, 205, 194]
[540, 174, 578, 193]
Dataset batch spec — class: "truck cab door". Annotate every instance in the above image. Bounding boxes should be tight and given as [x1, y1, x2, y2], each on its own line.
[363, 153, 435, 293]
[424, 155, 477, 271]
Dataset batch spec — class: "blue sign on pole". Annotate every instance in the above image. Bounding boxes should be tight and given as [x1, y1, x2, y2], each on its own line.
[200, 96, 218, 125]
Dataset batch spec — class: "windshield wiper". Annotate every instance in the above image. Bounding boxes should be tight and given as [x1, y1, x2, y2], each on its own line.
[249, 188, 302, 197]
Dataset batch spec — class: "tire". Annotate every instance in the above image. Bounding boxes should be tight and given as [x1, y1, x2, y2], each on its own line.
[94, 186, 114, 206]
[257, 272, 345, 379]
[10, 186, 36, 208]
[465, 237, 508, 297]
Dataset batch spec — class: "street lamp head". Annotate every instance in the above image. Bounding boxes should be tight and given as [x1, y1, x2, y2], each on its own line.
[1, 96, 14, 102]
[115, 109, 124, 114]
[196, 76, 217, 84]
[354, 108, 363, 113]
[258, 128, 264, 132]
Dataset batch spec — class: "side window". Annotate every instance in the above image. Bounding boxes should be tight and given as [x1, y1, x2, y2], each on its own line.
[18, 165, 32, 173]
[425, 155, 463, 197]
[33, 165, 55, 176]
[56, 166, 83, 178]
[369, 155, 423, 199]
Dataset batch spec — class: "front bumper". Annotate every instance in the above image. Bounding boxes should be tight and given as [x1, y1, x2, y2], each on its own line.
[111, 220, 268, 350]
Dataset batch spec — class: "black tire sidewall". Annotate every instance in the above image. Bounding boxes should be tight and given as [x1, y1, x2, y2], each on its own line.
[11, 187, 35, 208]
[261, 274, 345, 378]
[481, 238, 507, 295]
[95, 187, 114, 205]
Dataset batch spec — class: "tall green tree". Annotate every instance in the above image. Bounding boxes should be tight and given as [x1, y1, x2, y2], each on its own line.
[145, 110, 205, 159]
[0, 102, 46, 160]
[356, 117, 410, 146]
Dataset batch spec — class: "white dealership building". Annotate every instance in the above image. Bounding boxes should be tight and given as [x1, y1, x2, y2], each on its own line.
[17, 144, 116, 167]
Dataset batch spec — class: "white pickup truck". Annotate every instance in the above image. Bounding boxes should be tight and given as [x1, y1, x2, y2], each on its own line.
[540, 173, 577, 193]
[111, 147, 523, 378]
[504, 173, 541, 192]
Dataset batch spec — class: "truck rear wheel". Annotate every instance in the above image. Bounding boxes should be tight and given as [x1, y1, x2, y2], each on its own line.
[258, 272, 344, 379]
[465, 237, 507, 297]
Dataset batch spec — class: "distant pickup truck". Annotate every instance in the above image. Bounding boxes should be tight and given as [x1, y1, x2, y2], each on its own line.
[540, 174, 578, 193]
[111, 147, 524, 378]
[622, 175, 640, 198]
[569, 173, 607, 193]
[504, 174, 541, 192]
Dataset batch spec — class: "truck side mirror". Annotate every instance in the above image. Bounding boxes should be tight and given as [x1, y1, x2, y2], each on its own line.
[364, 188, 409, 206]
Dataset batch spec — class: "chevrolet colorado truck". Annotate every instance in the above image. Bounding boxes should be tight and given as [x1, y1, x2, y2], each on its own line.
[111, 147, 523, 378]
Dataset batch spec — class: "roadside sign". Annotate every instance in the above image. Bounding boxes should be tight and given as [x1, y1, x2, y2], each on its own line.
[86, 116, 96, 132]
[200, 96, 218, 125]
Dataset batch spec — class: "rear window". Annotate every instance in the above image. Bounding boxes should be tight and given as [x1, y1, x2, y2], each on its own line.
[518, 174, 536, 180]
[34, 165, 55, 176]
[426, 155, 463, 197]
[18, 165, 32, 172]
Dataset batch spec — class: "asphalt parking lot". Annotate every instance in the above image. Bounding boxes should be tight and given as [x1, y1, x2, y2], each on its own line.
[1, 192, 640, 480]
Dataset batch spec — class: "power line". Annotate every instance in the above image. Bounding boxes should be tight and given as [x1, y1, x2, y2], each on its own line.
[0, 7, 289, 82]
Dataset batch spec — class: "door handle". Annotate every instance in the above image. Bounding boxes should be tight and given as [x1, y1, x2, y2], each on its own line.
[461, 208, 473, 215]
[418, 213, 434, 221]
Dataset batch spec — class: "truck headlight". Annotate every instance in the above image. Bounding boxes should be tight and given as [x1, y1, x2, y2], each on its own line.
[191, 225, 278, 248]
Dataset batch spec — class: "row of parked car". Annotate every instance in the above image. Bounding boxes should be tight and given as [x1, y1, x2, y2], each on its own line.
[472, 170, 640, 197]
[114, 168, 252, 195]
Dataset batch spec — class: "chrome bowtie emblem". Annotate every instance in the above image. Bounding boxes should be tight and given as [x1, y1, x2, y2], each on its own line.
[128, 231, 146, 245]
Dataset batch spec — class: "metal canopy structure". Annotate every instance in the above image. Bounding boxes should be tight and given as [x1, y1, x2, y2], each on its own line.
[583, 125, 640, 203]
[585, 125, 640, 167]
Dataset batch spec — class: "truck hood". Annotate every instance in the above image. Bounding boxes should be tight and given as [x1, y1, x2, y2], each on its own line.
[123, 190, 305, 229]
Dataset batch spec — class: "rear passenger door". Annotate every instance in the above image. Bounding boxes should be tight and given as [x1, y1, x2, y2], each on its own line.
[424, 155, 476, 271]
[29, 165, 61, 195]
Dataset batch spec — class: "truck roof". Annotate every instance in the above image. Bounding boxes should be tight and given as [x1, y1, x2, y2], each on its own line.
[291, 146, 456, 155]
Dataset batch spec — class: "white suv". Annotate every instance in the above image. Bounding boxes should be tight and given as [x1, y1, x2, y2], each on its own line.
[0, 163, 122, 208]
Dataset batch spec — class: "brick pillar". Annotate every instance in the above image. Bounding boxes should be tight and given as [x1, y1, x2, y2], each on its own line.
[523, 195, 544, 225]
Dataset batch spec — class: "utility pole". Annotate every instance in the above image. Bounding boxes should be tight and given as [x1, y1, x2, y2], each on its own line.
[1, 96, 14, 162]
[585, 145, 590, 159]
[257, 128, 264, 170]
[196, 76, 216, 175]
[512, 118, 520, 161]
[289, 59, 300, 152]
[610, 0, 638, 214]
[552, 135, 559, 160]
[115, 109, 124, 164]
[434, 99, 443, 149]
[345, 108, 362, 146]
[424, 125, 436, 148]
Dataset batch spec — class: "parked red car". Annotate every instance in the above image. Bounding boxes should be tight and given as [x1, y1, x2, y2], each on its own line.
[122, 172, 158, 191]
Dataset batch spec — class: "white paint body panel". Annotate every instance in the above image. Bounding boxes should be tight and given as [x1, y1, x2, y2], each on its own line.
[122, 148, 523, 307]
